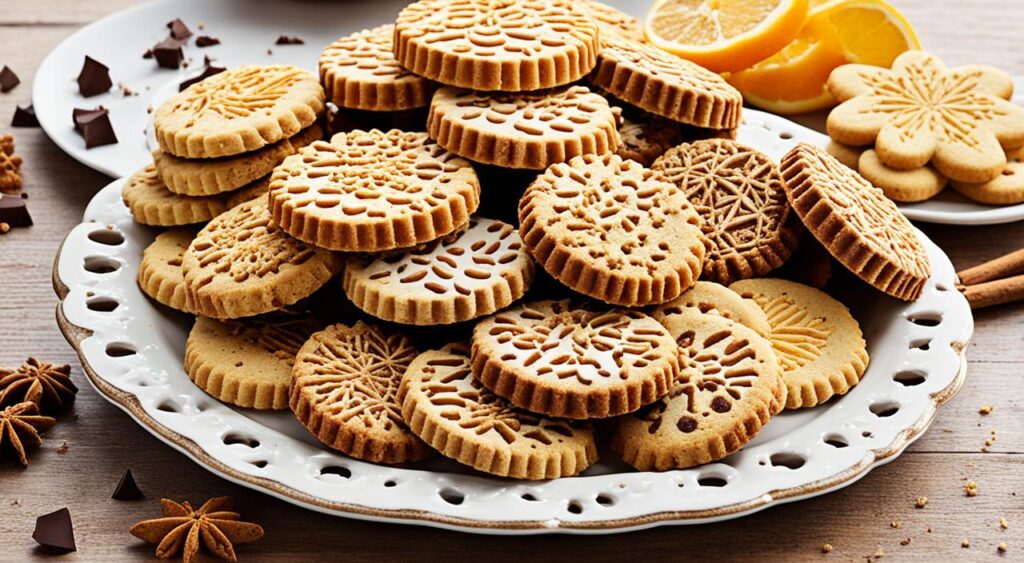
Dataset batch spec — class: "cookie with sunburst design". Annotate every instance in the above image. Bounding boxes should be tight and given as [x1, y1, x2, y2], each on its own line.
[649, 281, 771, 338]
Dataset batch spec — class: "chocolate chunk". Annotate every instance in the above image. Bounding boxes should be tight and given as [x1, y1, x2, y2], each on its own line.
[166, 18, 192, 41]
[32, 508, 76, 553]
[142, 48, 154, 59]
[77, 56, 112, 97]
[0, 194, 32, 228]
[111, 468, 145, 501]
[0, 66, 19, 93]
[152, 38, 185, 69]
[72, 107, 118, 149]
[195, 35, 220, 47]
[12, 104, 38, 128]
[275, 35, 304, 45]
[179, 64, 226, 91]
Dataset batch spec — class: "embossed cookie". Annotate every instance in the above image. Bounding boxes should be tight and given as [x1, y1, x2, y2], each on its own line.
[427, 85, 620, 170]
[589, 34, 744, 130]
[268, 129, 480, 252]
[951, 147, 1024, 205]
[343, 217, 534, 325]
[320, 25, 437, 111]
[185, 312, 322, 409]
[826, 141, 865, 171]
[291, 322, 433, 463]
[519, 153, 706, 306]
[781, 144, 931, 301]
[650, 281, 771, 338]
[154, 124, 323, 196]
[731, 278, 869, 410]
[611, 311, 783, 471]
[615, 110, 683, 167]
[122, 165, 228, 226]
[471, 300, 681, 419]
[137, 228, 198, 312]
[399, 343, 598, 479]
[858, 149, 947, 202]
[182, 198, 342, 319]
[581, 0, 644, 41]
[827, 50, 1024, 183]
[154, 64, 325, 159]
[652, 139, 799, 285]
[393, 0, 600, 91]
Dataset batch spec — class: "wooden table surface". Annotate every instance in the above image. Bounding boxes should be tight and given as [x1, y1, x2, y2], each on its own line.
[1, 1, 1022, 561]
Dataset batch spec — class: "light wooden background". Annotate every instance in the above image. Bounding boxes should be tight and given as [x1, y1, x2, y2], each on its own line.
[0, 1, 1021, 561]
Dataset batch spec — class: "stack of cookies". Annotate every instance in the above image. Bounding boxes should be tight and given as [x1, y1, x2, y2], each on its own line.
[130, 0, 935, 480]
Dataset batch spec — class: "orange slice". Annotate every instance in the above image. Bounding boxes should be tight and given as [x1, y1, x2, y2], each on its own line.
[644, 0, 811, 73]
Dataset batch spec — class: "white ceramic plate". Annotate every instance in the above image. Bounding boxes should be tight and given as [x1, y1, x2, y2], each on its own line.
[53, 111, 973, 534]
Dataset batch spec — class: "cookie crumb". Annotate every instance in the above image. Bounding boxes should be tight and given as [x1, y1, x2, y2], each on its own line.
[998, 543, 1007, 554]
[979, 405, 993, 415]
[10, 499, 20, 506]
[963, 480, 978, 497]
[872, 546, 885, 559]
[899, 538, 911, 546]
[890, 521, 902, 529]
[962, 539, 970, 548]
[821, 544, 833, 554]
[56, 441, 68, 454]
[1000, 518, 1009, 529]
[0, 222, 9, 234]
[915, 496, 928, 508]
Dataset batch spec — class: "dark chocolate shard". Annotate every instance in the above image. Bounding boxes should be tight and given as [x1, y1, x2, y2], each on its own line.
[166, 18, 192, 41]
[179, 64, 226, 92]
[152, 38, 185, 69]
[142, 48, 154, 59]
[0, 66, 19, 93]
[77, 56, 112, 97]
[195, 35, 220, 47]
[111, 468, 144, 501]
[72, 107, 118, 149]
[0, 194, 32, 227]
[12, 104, 38, 128]
[32, 508, 76, 553]
[275, 35, 304, 45]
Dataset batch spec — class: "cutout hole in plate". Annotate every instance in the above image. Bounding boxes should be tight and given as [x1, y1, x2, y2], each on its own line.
[87, 228, 125, 246]
[893, 370, 927, 387]
[84, 256, 121, 274]
[769, 452, 805, 470]
[779, 131, 794, 140]
[862, 431, 873, 438]
[697, 475, 728, 488]
[223, 433, 260, 449]
[319, 465, 352, 480]
[439, 488, 464, 506]
[823, 434, 849, 448]
[907, 312, 942, 327]
[86, 296, 119, 312]
[870, 401, 900, 418]
[521, 493, 539, 502]
[249, 460, 268, 469]
[567, 500, 584, 514]
[596, 494, 616, 507]
[105, 342, 136, 357]
[384, 480, 397, 488]
[155, 400, 179, 413]
[909, 338, 931, 351]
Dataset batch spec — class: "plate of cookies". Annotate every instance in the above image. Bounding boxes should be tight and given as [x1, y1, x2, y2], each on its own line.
[54, 0, 973, 533]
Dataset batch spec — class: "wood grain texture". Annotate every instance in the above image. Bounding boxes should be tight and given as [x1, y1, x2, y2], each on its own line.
[0, 1, 1022, 561]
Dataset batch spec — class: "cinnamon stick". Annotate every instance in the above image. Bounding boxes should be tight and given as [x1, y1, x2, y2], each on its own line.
[960, 274, 1024, 310]
[957, 248, 1024, 286]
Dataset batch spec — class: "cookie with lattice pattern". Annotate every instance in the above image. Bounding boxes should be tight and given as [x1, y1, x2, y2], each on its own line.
[137, 228, 198, 312]
[610, 310, 783, 471]
[427, 85, 620, 170]
[268, 129, 480, 252]
[858, 149, 947, 203]
[730, 278, 869, 410]
[343, 217, 533, 325]
[951, 147, 1024, 205]
[182, 198, 342, 319]
[290, 322, 433, 463]
[589, 34, 743, 130]
[154, 65, 325, 158]
[471, 300, 681, 419]
[122, 165, 228, 226]
[652, 139, 799, 285]
[399, 343, 597, 479]
[320, 25, 437, 111]
[650, 281, 771, 338]
[185, 311, 323, 410]
[780, 144, 931, 301]
[519, 153, 706, 306]
[581, 0, 644, 41]
[393, 0, 600, 92]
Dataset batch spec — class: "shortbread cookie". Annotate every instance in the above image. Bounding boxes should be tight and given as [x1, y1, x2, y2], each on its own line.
[182, 198, 342, 319]
[951, 147, 1024, 205]
[343, 217, 534, 325]
[268, 129, 480, 252]
[826, 141, 865, 170]
[471, 300, 680, 419]
[780, 144, 931, 301]
[519, 153, 706, 306]
[320, 25, 436, 112]
[731, 278, 869, 410]
[225, 175, 272, 209]
[122, 165, 228, 226]
[427, 85, 620, 170]
[393, 0, 600, 91]
[184, 312, 323, 409]
[611, 311, 783, 471]
[290, 322, 433, 463]
[827, 50, 1024, 183]
[652, 139, 799, 285]
[137, 228, 197, 312]
[589, 34, 744, 129]
[858, 149, 947, 202]
[581, 0, 644, 41]
[615, 111, 683, 166]
[399, 343, 598, 479]
[154, 124, 322, 196]
[650, 281, 771, 338]
[154, 64, 325, 158]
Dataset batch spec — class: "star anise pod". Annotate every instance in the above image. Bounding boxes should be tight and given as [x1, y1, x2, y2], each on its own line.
[130, 497, 264, 563]
[0, 358, 78, 414]
[0, 402, 56, 467]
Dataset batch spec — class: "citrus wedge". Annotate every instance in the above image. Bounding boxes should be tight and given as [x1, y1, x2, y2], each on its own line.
[817, 0, 919, 66]
[644, 0, 811, 73]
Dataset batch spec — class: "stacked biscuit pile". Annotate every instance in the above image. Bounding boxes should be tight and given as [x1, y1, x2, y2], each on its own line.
[132, 0, 934, 480]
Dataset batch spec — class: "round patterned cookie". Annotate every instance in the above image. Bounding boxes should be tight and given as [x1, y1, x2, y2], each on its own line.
[826, 140, 866, 171]
[730, 278, 870, 410]
[427, 85, 620, 170]
[399, 343, 598, 479]
[320, 25, 437, 111]
[393, 0, 600, 91]
[153, 124, 323, 196]
[121, 165, 228, 226]
[182, 198, 342, 319]
[154, 64, 325, 159]
[137, 228, 198, 312]
[290, 322, 433, 463]
[615, 110, 683, 167]
[589, 34, 744, 130]
[580, 0, 644, 41]
[185, 312, 323, 410]
[610, 311, 783, 471]
[650, 281, 771, 338]
[652, 139, 800, 285]
[268, 129, 480, 252]
[858, 149, 947, 202]
[343, 217, 534, 325]
[471, 300, 681, 419]
[950, 147, 1024, 205]
[519, 153, 707, 307]
[780, 143, 931, 301]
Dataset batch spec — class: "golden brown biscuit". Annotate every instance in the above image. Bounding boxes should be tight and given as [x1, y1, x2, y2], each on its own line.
[122, 165, 228, 226]
[858, 149, 947, 202]
[137, 228, 198, 312]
